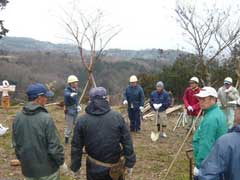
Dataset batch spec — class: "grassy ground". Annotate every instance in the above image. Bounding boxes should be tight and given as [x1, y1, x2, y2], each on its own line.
[0, 105, 193, 180]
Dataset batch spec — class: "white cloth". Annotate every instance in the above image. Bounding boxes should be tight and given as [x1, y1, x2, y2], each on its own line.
[153, 103, 162, 110]
[0, 124, 8, 136]
[139, 106, 144, 112]
[123, 100, 128, 105]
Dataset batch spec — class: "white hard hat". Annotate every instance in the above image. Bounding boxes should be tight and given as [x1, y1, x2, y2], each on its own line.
[189, 77, 199, 84]
[67, 75, 79, 84]
[195, 87, 218, 98]
[129, 75, 138, 83]
[224, 77, 233, 84]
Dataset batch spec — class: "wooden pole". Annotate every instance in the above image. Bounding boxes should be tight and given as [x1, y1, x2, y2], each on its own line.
[162, 110, 202, 180]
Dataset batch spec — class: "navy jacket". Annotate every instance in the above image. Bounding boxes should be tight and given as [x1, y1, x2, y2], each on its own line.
[199, 124, 240, 180]
[150, 90, 171, 112]
[70, 98, 136, 173]
[124, 85, 145, 110]
[64, 86, 79, 116]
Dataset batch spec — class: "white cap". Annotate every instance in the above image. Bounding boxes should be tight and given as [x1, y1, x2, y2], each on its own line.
[224, 77, 233, 84]
[129, 75, 138, 83]
[190, 77, 199, 84]
[195, 87, 218, 98]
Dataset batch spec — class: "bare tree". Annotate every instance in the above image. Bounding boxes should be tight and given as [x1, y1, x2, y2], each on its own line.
[175, 1, 240, 85]
[62, 9, 120, 103]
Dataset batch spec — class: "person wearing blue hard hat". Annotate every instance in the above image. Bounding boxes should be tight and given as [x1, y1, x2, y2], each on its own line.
[12, 83, 64, 180]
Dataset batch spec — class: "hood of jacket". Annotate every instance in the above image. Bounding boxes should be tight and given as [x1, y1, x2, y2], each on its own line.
[22, 102, 48, 115]
[85, 98, 111, 116]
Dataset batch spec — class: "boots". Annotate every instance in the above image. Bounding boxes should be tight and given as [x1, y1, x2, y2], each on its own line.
[65, 137, 69, 144]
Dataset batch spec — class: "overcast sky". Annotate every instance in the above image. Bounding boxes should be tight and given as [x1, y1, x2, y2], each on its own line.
[1, 0, 238, 50]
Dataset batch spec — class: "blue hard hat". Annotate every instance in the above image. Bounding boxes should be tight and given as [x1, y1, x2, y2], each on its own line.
[26, 83, 54, 100]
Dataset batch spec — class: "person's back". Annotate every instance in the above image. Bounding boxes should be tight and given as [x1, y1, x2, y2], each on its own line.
[12, 83, 64, 179]
[199, 127, 240, 180]
[71, 87, 136, 180]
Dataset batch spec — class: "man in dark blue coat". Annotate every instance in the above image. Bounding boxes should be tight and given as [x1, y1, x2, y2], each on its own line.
[64, 75, 81, 144]
[150, 81, 171, 138]
[198, 98, 240, 180]
[70, 87, 136, 180]
[123, 75, 145, 132]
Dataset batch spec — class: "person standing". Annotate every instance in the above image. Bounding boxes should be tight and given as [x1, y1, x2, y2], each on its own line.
[123, 75, 145, 132]
[218, 77, 239, 129]
[64, 75, 81, 144]
[198, 98, 240, 180]
[150, 81, 171, 138]
[12, 83, 64, 180]
[183, 77, 201, 130]
[193, 87, 227, 180]
[71, 87, 136, 180]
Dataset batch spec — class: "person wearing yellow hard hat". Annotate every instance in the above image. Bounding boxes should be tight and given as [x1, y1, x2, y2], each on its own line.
[64, 75, 81, 144]
[123, 75, 145, 132]
[218, 77, 239, 129]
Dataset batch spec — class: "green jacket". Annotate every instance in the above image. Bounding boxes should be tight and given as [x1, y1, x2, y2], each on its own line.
[193, 104, 227, 168]
[12, 102, 64, 178]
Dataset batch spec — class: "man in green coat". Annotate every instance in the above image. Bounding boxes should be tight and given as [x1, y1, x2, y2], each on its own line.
[193, 87, 227, 180]
[12, 83, 64, 180]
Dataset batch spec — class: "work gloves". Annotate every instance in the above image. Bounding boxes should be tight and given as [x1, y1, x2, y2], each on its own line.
[123, 100, 128, 105]
[60, 162, 68, 174]
[194, 167, 200, 176]
[139, 106, 144, 112]
[187, 106, 194, 112]
[77, 105, 81, 112]
[153, 103, 162, 110]
[70, 92, 78, 97]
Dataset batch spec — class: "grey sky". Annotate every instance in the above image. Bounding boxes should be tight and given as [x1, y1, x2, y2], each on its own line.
[1, 0, 238, 50]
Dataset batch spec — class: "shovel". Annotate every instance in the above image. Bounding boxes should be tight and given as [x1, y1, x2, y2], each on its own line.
[151, 111, 160, 141]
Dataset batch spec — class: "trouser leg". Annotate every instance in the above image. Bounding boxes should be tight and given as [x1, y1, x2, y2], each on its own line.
[226, 107, 235, 129]
[128, 109, 135, 131]
[64, 114, 75, 138]
[135, 109, 141, 131]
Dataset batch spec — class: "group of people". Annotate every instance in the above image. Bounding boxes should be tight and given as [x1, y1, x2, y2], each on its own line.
[183, 76, 240, 180]
[10, 73, 240, 180]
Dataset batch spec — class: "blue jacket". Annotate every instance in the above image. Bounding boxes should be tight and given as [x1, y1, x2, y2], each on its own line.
[64, 86, 79, 116]
[124, 85, 145, 110]
[199, 125, 240, 180]
[150, 90, 171, 112]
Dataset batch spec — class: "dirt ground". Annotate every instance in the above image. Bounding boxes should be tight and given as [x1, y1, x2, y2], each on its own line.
[0, 105, 193, 180]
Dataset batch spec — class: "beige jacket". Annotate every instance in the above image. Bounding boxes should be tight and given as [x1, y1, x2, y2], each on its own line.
[218, 86, 239, 107]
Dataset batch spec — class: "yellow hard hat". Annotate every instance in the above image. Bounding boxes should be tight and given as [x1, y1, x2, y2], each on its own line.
[129, 75, 138, 83]
[67, 75, 79, 84]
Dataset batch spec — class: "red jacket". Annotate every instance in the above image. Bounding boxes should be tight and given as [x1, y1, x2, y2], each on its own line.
[183, 87, 201, 116]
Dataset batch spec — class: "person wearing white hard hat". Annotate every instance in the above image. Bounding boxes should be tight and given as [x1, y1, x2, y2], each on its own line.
[123, 75, 145, 132]
[218, 77, 239, 129]
[64, 75, 81, 144]
[183, 77, 202, 131]
[150, 81, 171, 138]
[198, 98, 240, 180]
[192, 87, 227, 180]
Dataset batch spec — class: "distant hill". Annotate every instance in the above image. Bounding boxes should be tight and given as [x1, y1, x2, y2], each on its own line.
[0, 37, 187, 62]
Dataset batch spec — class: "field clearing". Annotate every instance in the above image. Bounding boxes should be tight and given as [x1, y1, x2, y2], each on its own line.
[0, 105, 192, 180]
